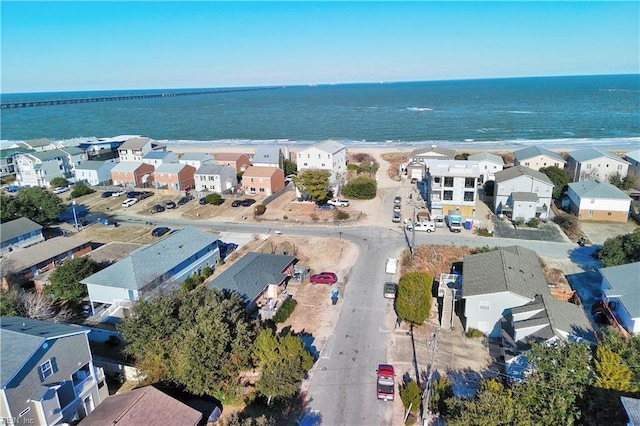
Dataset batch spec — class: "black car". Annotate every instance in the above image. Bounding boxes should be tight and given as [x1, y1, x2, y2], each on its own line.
[151, 227, 170, 237]
[126, 191, 140, 198]
[231, 199, 243, 207]
[199, 197, 208, 205]
[101, 191, 114, 198]
[149, 204, 165, 214]
[137, 191, 154, 200]
[177, 196, 192, 206]
[163, 200, 176, 209]
[316, 203, 334, 211]
[241, 199, 256, 207]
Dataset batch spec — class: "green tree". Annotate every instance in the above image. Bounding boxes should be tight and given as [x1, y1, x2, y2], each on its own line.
[430, 376, 453, 414]
[446, 379, 521, 426]
[539, 166, 569, 199]
[596, 229, 640, 267]
[50, 177, 69, 187]
[204, 193, 223, 205]
[594, 346, 637, 392]
[0, 187, 64, 225]
[395, 272, 432, 325]
[0, 290, 19, 316]
[283, 159, 297, 176]
[70, 184, 95, 198]
[399, 380, 421, 412]
[47, 257, 98, 304]
[342, 176, 377, 199]
[293, 170, 331, 202]
[252, 329, 313, 405]
[609, 172, 634, 190]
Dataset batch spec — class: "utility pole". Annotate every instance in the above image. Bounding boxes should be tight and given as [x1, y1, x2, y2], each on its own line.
[422, 332, 438, 426]
[411, 201, 416, 258]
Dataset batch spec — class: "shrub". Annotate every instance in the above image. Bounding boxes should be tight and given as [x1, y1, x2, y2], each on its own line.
[50, 177, 69, 187]
[400, 380, 421, 411]
[205, 193, 223, 205]
[465, 328, 484, 338]
[342, 176, 377, 199]
[347, 164, 360, 171]
[254, 204, 266, 216]
[201, 266, 213, 279]
[310, 213, 319, 222]
[554, 212, 579, 238]
[181, 276, 197, 292]
[106, 335, 121, 347]
[527, 218, 540, 228]
[70, 184, 95, 198]
[283, 215, 288, 220]
[476, 228, 493, 237]
[272, 297, 297, 323]
[430, 376, 453, 415]
[335, 210, 350, 221]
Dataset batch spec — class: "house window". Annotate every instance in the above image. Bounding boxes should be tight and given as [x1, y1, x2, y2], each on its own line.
[318, 154, 321, 159]
[259, 188, 265, 192]
[443, 190, 453, 201]
[588, 210, 593, 218]
[525, 162, 529, 166]
[586, 164, 592, 169]
[40, 359, 53, 380]
[19, 407, 30, 417]
[321, 163, 326, 167]
[618, 164, 623, 170]
[479, 301, 490, 311]
[464, 192, 474, 202]
[464, 178, 475, 188]
[307, 154, 310, 159]
[444, 177, 454, 187]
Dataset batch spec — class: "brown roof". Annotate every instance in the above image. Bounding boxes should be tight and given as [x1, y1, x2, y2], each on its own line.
[119, 137, 151, 150]
[242, 166, 283, 178]
[214, 152, 248, 161]
[79, 386, 202, 426]
[3, 236, 91, 273]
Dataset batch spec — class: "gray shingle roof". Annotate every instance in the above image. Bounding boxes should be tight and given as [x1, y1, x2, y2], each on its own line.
[180, 152, 211, 161]
[195, 164, 235, 175]
[1, 316, 88, 388]
[468, 152, 505, 165]
[3, 237, 91, 273]
[27, 149, 67, 162]
[207, 253, 296, 302]
[568, 147, 629, 164]
[0, 217, 42, 244]
[119, 137, 151, 150]
[312, 140, 347, 155]
[111, 161, 146, 172]
[600, 262, 640, 318]
[625, 149, 640, 163]
[22, 138, 53, 148]
[154, 163, 191, 174]
[59, 146, 85, 156]
[253, 146, 281, 163]
[409, 146, 456, 160]
[512, 192, 539, 202]
[568, 180, 632, 200]
[81, 227, 219, 290]
[621, 397, 640, 426]
[494, 166, 554, 185]
[75, 160, 116, 172]
[462, 246, 547, 298]
[143, 151, 173, 160]
[514, 146, 566, 163]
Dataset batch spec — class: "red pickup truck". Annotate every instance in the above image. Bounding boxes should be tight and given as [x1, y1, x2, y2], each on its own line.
[377, 364, 395, 401]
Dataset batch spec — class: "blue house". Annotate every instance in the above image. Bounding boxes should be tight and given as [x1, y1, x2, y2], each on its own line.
[0, 217, 45, 254]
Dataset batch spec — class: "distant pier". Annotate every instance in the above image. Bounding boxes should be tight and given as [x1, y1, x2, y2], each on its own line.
[1, 86, 280, 109]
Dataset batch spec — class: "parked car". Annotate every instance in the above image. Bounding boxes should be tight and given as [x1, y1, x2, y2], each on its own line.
[149, 204, 165, 214]
[393, 205, 401, 213]
[393, 196, 402, 205]
[177, 196, 192, 206]
[163, 200, 176, 209]
[316, 203, 335, 211]
[199, 197, 208, 205]
[328, 199, 350, 207]
[383, 282, 397, 299]
[112, 190, 126, 197]
[151, 226, 171, 237]
[137, 191, 154, 200]
[231, 199, 243, 207]
[241, 199, 256, 207]
[6, 185, 19, 193]
[81, 304, 92, 317]
[53, 186, 69, 194]
[101, 191, 114, 198]
[377, 364, 395, 401]
[392, 213, 402, 223]
[310, 272, 338, 285]
[122, 198, 138, 208]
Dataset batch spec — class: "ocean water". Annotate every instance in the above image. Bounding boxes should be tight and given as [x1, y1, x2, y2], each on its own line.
[1, 74, 639, 150]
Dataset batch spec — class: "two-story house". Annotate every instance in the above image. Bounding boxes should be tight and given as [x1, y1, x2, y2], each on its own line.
[252, 146, 282, 168]
[296, 140, 347, 192]
[76, 136, 127, 161]
[110, 162, 155, 187]
[566, 180, 632, 223]
[241, 166, 285, 196]
[74, 160, 117, 186]
[117, 137, 166, 163]
[0, 217, 45, 254]
[0, 147, 33, 180]
[424, 160, 479, 217]
[141, 151, 179, 168]
[178, 152, 214, 169]
[212, 152, 251, 173]
[600, 262, 640, 335]
[194, 164, 237, 193]
[153, 163, 195, 191]
[513, 146, 566, 171]
[566, 147, 630, 182]
[624, 149, 640, 181]
[0, 316, 108, 425]
[15, 149, 83, 188]
[404, 146, 456, 181]
[467, 152, 505, 184]
[493, 166, 554, 221]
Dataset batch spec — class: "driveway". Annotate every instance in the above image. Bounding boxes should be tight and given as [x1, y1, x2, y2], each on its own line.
[579, 220, 638, 245]
[490, 215, 571, 243]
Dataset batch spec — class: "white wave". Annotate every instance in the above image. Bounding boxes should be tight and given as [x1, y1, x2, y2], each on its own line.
[506, 110, 534, 114]
[406, 107, 433, 112]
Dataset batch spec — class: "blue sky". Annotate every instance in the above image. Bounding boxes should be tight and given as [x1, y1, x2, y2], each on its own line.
[1, 1, 638, 93]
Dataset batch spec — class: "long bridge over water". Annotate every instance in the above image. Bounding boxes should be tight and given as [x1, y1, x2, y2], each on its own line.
[1, 86, 280, 109]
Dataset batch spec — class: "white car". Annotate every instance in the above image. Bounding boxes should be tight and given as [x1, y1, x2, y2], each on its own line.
[112, 190, 126, 197]
[122, 198, 138, 208]
[53, 186, 69, 194]
[328, 199, 349, 207]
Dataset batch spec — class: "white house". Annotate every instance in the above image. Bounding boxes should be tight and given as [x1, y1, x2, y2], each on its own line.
[493, 166, 554, 221]
[468, 152, 505, 184]
[178, 152, 214, 169]
[296, 140, 347, 189]
[252, 146, 282, 168]
[194, 164, 238, 193]
[404, 146, 457, 181]
[0, 147, 32, 179]
[623, 149, 640, 181]
[567, 180, 632, 223]
[117, 137, 166, 162]
[74, 160, 117, 186]
[141, 151, 178, 167]
[15, 149, 84, 187]
[566, 147, 630, 182]
[424, 160, 479, 218]
[513, 146, 566, 170]
[600, 262, 640, 335]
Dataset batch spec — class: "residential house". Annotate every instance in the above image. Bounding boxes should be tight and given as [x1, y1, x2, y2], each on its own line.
[566, 180, 632, 222]
[241, 166, 285, 196]
[79, 386, 202, 426]
[18, 138, 56, 152]
[0, 147, 33, 179]
[74, 160, 117, 186]
[623, 149, 640, 181]
[468, 152, 505, 184]
[110, 162, 155, 188]
[252, 146, 282, 168]
[193, 164, 237, 193]
[117, 137, 166, 163]
[207, 252, 296, 317]
[178, 152, 214, 169]
[600, 262, 640, 335]
[493, 166, 554, 221]
[296, 140, 347, 192]
[513, 146, 566, 171]
[212, 152, 251, 173]
[15, 149, 85, 188]
[80, 227, 221, 321]
[404, 146, 456, 181]
[153, 163, 195, 191]
[0, 217, 45, 254]
[0, 316, 108, 425]
[141, 151, 179, 167]
[621, 397, 640, 426]
[1, 237, 92, 291]
[76, 136, 128, 161]
[566, 147, 630, 182]
[424, 160, 479, 217]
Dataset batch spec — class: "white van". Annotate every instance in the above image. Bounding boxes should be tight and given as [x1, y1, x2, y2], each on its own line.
[413, 221, 435, 232]
[385, 258, 398, 274]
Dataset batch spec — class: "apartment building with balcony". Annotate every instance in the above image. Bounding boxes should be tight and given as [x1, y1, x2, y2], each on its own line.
[424, 160, 480, 217]
[15, 149, 84, 188]
[117, 137, 166, 163]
